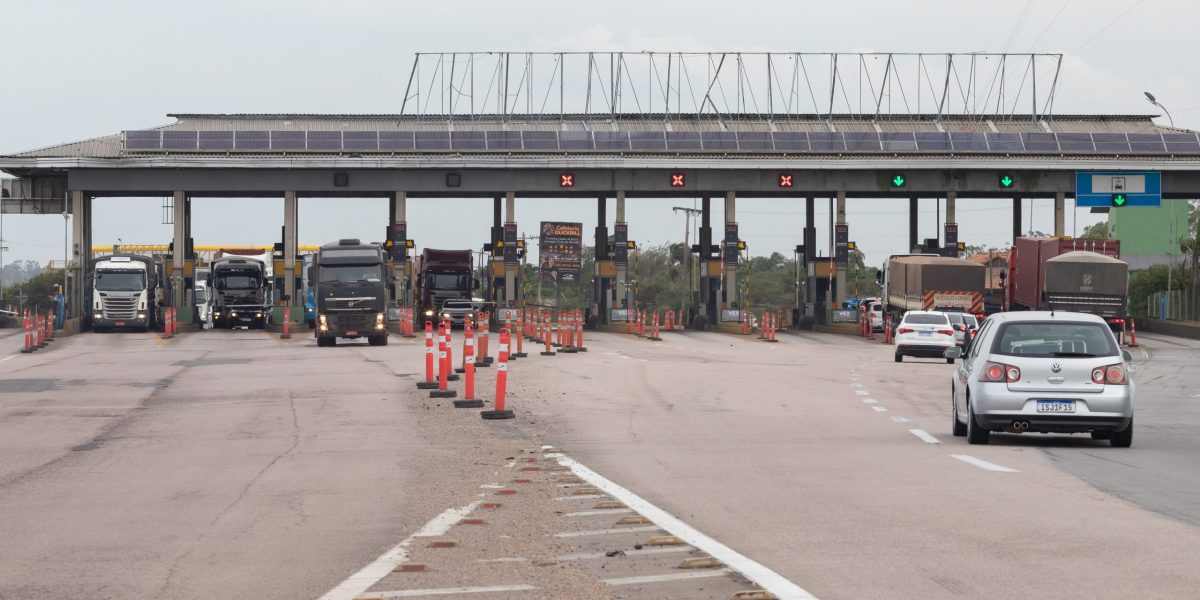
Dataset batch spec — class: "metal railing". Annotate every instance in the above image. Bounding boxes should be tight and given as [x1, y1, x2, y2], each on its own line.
[1146, 290, 1200, 321]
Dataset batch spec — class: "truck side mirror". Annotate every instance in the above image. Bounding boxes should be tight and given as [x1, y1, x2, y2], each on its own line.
[472, 278, 481, 290]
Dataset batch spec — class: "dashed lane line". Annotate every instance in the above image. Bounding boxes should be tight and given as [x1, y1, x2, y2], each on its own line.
[0, 354, 17, 363]
[552, 452, 819, 600]
[318, 502, 481, 600]
[565, 508, 635, 517]
[478, 545, 695, 564]
[359, 584, 538, 598]
[553, 494, 607, 501]
[603, 568, 735, 586]
[950, 454, 1019, 472]
[908, 429, 942, 444]
[890, 416, 911, 423]
[871, 406, 889, 412]
[861, 398, 879, 404]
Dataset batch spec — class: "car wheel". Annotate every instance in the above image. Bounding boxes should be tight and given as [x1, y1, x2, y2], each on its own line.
[966, 399, 990, 445]
[1110, 419, 1133, 448]
[952, 391, 967, 437]
[894, 352, 903, 363]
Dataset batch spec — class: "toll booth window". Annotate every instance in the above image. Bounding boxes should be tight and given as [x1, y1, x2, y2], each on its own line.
[95, 271, 145, 291]
[426, 273, 471, 290]
[320, 265, 383, 283]
[216, 274, 261, 290]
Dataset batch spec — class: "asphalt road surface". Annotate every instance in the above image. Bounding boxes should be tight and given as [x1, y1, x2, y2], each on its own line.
[1, 324, 1197, 599]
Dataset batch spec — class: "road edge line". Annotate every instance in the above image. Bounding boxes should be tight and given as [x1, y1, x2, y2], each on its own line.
[552, 453, 819, 600]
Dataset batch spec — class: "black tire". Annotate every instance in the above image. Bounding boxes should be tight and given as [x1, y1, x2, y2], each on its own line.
[952, 391, 967, 437]
[894, 352, 903, 363]
[316, 337, 328, 347]
[368, 335, 388, 346]
[966, 399, 990, 445]
[327, 336, 337, 347]
[1110, 419, 1133, 448]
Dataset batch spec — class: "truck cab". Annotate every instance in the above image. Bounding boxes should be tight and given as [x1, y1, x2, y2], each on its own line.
[208, 256, 270, 329]
[92, 255, 158, 332]
[311, 239, 389, 347]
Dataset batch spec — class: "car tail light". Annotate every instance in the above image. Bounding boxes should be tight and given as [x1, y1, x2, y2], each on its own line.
[1091, 367, 1106, 384]
[981, 361, 1020, 383]
[897, 327, 914, 335]
[1111, 318, 1125, 325]
[937, 329, 954, 336]
[1091, 364, 1128, 385]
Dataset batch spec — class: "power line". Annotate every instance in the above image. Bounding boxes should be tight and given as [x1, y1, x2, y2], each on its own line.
[1028, 0, 1073, 49]
[1068, 0, 1147, 56]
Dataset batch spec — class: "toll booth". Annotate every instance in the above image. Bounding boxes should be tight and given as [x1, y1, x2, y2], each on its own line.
[803, 260, 837, 328]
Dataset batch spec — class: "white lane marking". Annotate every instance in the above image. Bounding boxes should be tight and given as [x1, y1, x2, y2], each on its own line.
[553, 494, 607, 501]
[318, 502, 480, 600]
[909, 429, 942, 444]
[951, 454, 1019, 472]
[479, 484, 505, 489]
[554, 525, 660, 538]
[861, 398, 878, 404]
[604, 352, 616, 356]
[603, 568, 734, 586]
[0, 355, 17, 363]
[555, 454, 818, 600]
[871, 406, 889, 412]
[556, 546, 693, 561]
[504, 460, 516, 468]
[565, 508, 635, 517]
[854, 390, 870, 396]
[621, 355, 632, 359]
[557, 483, 588, 488]
[361, 584, 538, 598]
[850, 383, 863, 388]
[890, 416, 911, 423]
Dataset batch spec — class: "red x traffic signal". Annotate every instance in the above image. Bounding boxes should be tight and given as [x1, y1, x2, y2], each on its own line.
[670, 173, 685, 187]
[778, 173, 794, 188]
[560, 173, 574, 187]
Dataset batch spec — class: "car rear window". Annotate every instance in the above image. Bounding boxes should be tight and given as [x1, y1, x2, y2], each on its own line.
[991, 322, 1118, 358]
[903, 313, 949, 325]
[945, 313, 964, 324]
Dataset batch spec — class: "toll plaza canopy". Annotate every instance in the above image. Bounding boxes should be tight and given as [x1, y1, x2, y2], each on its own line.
[2, 112, 1200, 201]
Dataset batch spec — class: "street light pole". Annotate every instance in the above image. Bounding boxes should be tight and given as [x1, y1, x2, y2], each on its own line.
[1144, 91, 1176, 128]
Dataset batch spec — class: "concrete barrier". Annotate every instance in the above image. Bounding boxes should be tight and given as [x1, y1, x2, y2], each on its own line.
[1140, 318, 1200, 341]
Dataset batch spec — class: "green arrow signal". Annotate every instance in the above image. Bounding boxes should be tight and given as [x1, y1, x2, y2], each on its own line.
[891, 175, 906, 187]
[1112, 194, 1127, 207]
[1000, 175, 1013, 188]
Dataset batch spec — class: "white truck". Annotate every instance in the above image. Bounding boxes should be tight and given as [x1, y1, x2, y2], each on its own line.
[91, 254, 162, 332]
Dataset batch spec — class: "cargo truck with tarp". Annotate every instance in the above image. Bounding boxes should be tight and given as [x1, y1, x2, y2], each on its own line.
[1007, 237, 1128, 331]
[883, 255, 985, 323]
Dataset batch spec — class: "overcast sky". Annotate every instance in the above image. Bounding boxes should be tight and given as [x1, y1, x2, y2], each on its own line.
[2, 0, 1196, 270]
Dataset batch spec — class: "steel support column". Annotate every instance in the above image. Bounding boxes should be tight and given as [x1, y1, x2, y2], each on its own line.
[613, 191, 629, 312]
[909, 197, 919, 253]
[834, 192, 847, 311]
[944, 191, 958, 257]
[390, 192, 409, 306]
[1054, 192, 1065, 237]
[594, 196, 609, 323]
[171, 190, 190, 322]
[503, 191, 517, 308]
[283, 191, 298, 320]
[697, 196, 717, 328]
[723, 191, 738, 313]
[69, 190, 92, 322]
[1013, 197, 1023, 242]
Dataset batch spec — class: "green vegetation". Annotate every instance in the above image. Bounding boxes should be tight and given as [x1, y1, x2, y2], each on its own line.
[1, 267, 64, 312]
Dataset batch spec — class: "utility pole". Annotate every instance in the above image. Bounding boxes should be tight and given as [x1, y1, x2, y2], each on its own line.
[673, 206, 702, 320]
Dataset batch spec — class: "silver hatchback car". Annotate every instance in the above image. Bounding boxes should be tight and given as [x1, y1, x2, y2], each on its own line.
[944, 311, 1135, 447]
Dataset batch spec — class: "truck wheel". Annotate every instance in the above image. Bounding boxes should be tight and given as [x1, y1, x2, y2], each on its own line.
[368, 335, 388, 346]
[316, 337, 328, 347]
[327, 336, 337, 347]
[894, 352, 903, 363]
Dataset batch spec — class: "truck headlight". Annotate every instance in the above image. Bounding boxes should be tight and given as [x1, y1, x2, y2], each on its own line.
[425, 309, 434, 316]
[256, 312, 263, 318]
[442, 313, 450, 319]
[376, 312, 385, 330]
[93, 312, 103, 319]
[319, 314, 327, 325]
[137, 312, 146, 319]
[231, 311, 238, 318]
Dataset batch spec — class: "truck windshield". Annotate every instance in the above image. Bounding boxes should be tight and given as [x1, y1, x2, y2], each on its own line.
[426, 273, 470, 290]
[96, 271, 145, 292]
[216, 273, 260, 290]
[320, 264, 382, 284]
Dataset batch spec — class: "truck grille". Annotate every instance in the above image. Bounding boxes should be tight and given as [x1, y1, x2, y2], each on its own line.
[325, 298, 376, 311]
[102, 297, 138, 319]
[334, 313, 369, 331]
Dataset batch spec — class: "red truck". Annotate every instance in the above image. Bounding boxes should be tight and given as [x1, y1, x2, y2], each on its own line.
[413, 249, 476, 322]
[1007, 237, 1128, 330]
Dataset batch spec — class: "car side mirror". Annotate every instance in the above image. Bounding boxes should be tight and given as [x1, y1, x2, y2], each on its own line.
[1122, 350, 1132, 363]
[943, 347, 963, 359]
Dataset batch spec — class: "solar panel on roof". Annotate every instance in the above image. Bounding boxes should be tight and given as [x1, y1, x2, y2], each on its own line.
[414, 131, 450, 150]
[809, 132, 845, 152]
[843, 132, 880, 151]
[343, 131, 378, 151]
[522, 131, 558, 150]
[486, 131, 522, 150]
[1090, 133, 1128, 153]
[1161, 133, 1196, 143]
[235, 131, 269, 150]
[379, 131, 414, 150]
[880, 132, 916, 151]
[125, 131, 161, 150]
[307, 131, 342, 151]
[771, 132, 809, 151]
[558, 131, 594, 150]
[162, 130, 198, 150]
[736, 131, 773, 151]
[665, 132, 702, 150]
[1056, 133, 1094, 152]
[271, 131, 306, 151]
[594, 131, 630, 150]
[451, 131, 485, 151]
[949, 132, 987, 151]
[915, 132, 952, 151]
[629, 131, 666, 150]
[1021, 133, 1059, 152]
[1164, 133, 1200, 153]
[986, 133, 1023, 152]
[701, 131, 737, 151]
[1127, 133, 1165, 152]
[198, 131, 234, 151]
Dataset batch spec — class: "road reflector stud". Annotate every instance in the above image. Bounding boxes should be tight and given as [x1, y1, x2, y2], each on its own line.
[519, 466, 540, 472]
[393, 563, 430, 572]
[572, 487, 602, 495]
[512, 478, 532, 484]
[481, 502, 503, 509]
[522, 457, 537, 462]
[429, 540, 458, 548]
[542, 447, 563, 453]
[558, 476, 584, 484]
[546, 465, 570, 472]
[617, 515, 651, 525]
[461, 518, 487, 525]
[733, 591, 778, 600]
[680, 556, 722, 569]
[646, 535, 685, 546]
[496, 489, 517, 495]
[594, 500, 627, 509]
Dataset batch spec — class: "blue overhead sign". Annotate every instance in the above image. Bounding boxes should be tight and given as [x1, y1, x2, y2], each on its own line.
[1075, 171, 1161, 207]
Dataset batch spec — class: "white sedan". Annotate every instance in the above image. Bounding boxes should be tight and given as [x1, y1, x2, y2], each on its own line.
[894, 311, 956, 363]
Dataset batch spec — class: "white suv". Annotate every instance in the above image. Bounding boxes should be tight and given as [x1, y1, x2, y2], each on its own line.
[894, 311, 956, 364]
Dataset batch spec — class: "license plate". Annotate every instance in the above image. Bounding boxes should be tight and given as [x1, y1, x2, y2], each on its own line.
[115, 321, 126, 326]
[346, 330, 358, 336]
[1036, 400, 1075, 413]
[918, 331, 932, 337]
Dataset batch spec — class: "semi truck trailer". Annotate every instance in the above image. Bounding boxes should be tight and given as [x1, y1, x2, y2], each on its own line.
[883, 254, 985, 322]
[1007, 237, 1128, 330]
